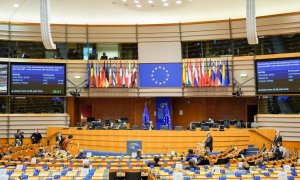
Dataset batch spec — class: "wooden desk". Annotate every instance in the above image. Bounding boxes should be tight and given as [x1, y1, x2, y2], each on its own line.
[47, 128, 275, 154]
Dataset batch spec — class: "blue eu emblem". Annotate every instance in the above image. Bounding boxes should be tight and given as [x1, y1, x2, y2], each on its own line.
[151, 66, 170, 85]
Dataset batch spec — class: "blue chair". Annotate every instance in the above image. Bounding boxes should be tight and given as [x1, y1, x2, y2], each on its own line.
[235, 172, 242, 177]
[264, 172, 270, 177]
[106, 166, 111, 169]
[160, 167, 164, 170]
[54, 175, 60, 179]
[129, 166, 133, 169]
[195, 170, 200, 174]
[68, 167, 73, 171]
[21, 176, 29, 180]
[291, 171, 298, 176]
[168, 170, 173, 175]
[204, 165, 209, 169]
[219, 176, 226, 180]
[126, 161, 131, 164]
[171, 164, 175, 168]
[220, 169, 225, 174]
[150, 165, 154, 169]
[183, 177, 190, 180]
[253, 176, 261, 180]
[288, 176, 294, 180]
[190, 168, 195, 172]
[61, 170, 67, 176]
[268, 168, 274, 172]
[45, 178, 52, 180]
[206, 172, 212, 178]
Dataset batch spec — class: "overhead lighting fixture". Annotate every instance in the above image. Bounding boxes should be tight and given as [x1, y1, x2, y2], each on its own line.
[134, 0, 139, 3]
[148, 0, 154, 4]
[240, 73, 248, 77]
[176, 0, 182, 4]
[162, 0, 167, 2]
[122, 0, 127, 1]
[163, 2, 169, 6]
[13, 3, 19, 8]
[74, 75, 81, 79]
[40, 0, 56, 50]
[137, 4, 142, 7]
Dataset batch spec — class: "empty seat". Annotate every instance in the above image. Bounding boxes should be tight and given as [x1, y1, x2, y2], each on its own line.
[132, 125, 139, 130]
[174, 126, 183, 131]
[160, 125, 168, 130]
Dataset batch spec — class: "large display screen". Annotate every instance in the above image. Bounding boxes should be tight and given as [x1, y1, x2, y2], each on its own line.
[10, 63, 66, 95]
[255, 58, 300, 94]
[0, 63, 8, 94]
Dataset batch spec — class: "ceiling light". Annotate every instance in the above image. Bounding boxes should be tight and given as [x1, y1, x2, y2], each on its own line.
[163, 2, 169, 6]
[122, 0, 127, 2]
[162, 0, 167, 2]
[148, 0, 154, 4]
[13, 3, 19, 8]
[176, 0, 182, 4]
[137, 4, 142, 7]
[134, 0, 139, 3]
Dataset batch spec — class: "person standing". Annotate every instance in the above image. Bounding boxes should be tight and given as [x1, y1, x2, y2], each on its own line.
[31, 129, 42, 144]
[56, 132, 63, 146]
[274, 131, 282, 145]
[204, 132, 213, 152]
[14, 129, 24, 146]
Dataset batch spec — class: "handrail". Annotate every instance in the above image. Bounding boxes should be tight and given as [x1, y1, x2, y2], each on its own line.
[249, 129, 274, 142]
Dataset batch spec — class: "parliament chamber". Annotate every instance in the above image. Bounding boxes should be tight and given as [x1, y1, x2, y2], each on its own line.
[1, 0, 300, 179]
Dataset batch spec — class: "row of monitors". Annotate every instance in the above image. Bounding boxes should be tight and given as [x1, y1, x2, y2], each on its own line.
[0, 62, 66, 96]
[0, 57, 299, 96]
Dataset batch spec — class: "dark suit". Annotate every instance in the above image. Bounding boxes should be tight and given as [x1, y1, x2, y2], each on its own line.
[56, 135, 63, 145]
[147, 162, 160, 167]
[205, 136, 213, 151]
[274, 135, 282, 144]
[31, 132, 42, 144]
[15, 133, 24, 143]
[186, 165, 200, 171]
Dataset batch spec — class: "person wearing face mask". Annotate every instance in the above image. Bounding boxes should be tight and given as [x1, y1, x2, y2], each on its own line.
[31, 129, 42, 144]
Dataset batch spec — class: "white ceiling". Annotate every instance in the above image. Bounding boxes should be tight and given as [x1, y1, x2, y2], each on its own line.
[0, 0, 300, 25]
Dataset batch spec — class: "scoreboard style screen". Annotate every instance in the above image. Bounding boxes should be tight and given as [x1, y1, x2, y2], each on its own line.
[255, 58, 300, 94]
[0, 63, 8, 94]
[10, 63, 66, 95]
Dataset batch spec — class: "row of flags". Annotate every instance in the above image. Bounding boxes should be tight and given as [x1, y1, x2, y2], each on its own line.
[182, 59, 230, 87]
[86, 61, 138, 88]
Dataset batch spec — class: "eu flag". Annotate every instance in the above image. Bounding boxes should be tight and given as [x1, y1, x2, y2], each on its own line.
[139, 63, 182, 88]
[163, 103, 172, 130]
[142, 104, 150, 129]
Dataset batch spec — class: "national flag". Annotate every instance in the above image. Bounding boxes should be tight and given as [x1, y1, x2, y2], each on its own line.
[127, 62, 132, 88]
[187, 61, 192, 86]
[122, 63, 126, 87]
[86, 60, 91, 88]
[214, 61, 219, 87]
[95, 62, 100, 88]
[185, 61, 189, 86]
[142, 103, 150, 130]
[125, 63, 129, 87]
[99, 63, 103, 87]
[222, 60, 226, 86]
[225, 58, 230, 87]
[105, 61, 110, 88]
[109, 63, 112, 85]
[205, 58, 209, 86]
[112, 64, 116, 87]
[218, 60, 223, 86]
[163, 103, 172, 130]
[191, 61, 195, 87]
[182, 61, 186, 87]
[90, 63, 94, 86]
[115, 63, 119, 86]
[194, 61, 199, 87]
[211, 61, 216, 86]
[131, 63, 137, 87]
[201, 60, 205, 86]
[119, 63, 123, 87]
[198, 60, 202, 87]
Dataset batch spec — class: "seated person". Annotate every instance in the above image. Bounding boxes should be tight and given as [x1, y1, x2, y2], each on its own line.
[60, 135, 73, 151]
[76, 150, 87, 159]
[0, 149, 4, 160]
[35, 148, 45, 158]
[207, 117, 214, 123]
[147, 156, 161, 167]
[187, 123, 196, 130]
[204, 147, 212, 156]
[135, 149, 143, 159]
[185, 159, 200, 171]
[14, 139, 22, 147]
[185, 149, 199, 161]
[223, 121, 230, 128]
[236, 163, 250, 175]
[273, 143, 283, 160]
[198, 155, 210, 165]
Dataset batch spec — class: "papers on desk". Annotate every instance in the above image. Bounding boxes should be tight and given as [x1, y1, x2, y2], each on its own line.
[237, 162, 243, 168]
[192, 157, 198, 163]
[80, 168, 90, 175]
[87, 152, 92, 157]
[16, 165, 23, 170]
[60, 150, 67, 156]
[83, 159, 89, 165]
[278, 171, 288, 180]
[31, 158, 37, 163]
[0, 175, 8, 180]
[283, 165, 291, 172]
[131, 152, 137, 157]
[0, 169, 7, 176]
[212, 166, 221, 174]
[173, 172, 183, 180]
[175, 163, 182, 169]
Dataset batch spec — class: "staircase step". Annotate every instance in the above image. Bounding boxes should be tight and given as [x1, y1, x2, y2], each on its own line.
[248, 144, 254, 148]
[247, 148, 259, 151]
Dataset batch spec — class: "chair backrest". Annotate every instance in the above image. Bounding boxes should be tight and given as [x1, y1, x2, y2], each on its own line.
[125, 171, 141, 180]
[201, 126, 210, 131]
[160, 125, 168, 130]
[109, 171, 117, 180]
[174, 126, 183, 131]
[132, 125, 139, 130]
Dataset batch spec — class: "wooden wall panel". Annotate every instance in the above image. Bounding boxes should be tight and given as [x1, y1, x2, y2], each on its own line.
[77, 97, 257, 128]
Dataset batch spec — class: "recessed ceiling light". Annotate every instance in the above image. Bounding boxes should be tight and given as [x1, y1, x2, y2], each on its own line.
[162, 0, 167, 2]
[122, 0, 127, 2]
[176, 0, 182, 4]
[137, 4, 142, 8]
[163, 2, 169, 6]
[13, 4, 19, 8]
[148, 0, 154, 4]
[134, 0, 139, 3]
